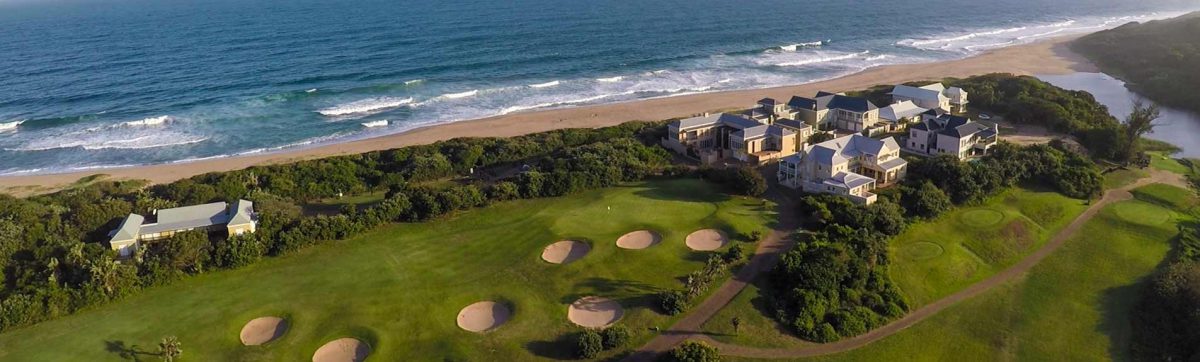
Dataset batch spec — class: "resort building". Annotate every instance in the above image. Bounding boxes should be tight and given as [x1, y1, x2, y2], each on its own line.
[108, 200, 257, 258]
[878, 100, 928, 133]
[906, 114, 999, 159]
[663, 112, 808, 165]
[890, 83, 968, 113]
[783, 92, 884, 134]
[777, 134, 907, 205]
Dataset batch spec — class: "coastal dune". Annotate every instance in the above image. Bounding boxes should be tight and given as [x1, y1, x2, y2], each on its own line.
[0, 36, 1094, 195]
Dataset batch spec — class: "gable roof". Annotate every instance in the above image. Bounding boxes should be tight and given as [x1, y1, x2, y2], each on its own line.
[823, 94, 878, 113]
[110, 214, 144, 242]
[825, 171, 875, 189]
[774, 119, 811, 132]
[879, 100, 928, 122]
[787, 96, 817, 110]
[891, 84, 947, 103]
[732, 124, 794, 141]
[804, 134, 899, 166]
[758, 97, 779, 106]
[674, 113, 761, 131]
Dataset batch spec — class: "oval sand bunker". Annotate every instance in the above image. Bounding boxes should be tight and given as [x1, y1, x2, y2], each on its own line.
[312, 338, 370, 362]
[567, 296, 624, 328]
[685, 229, 728, 251]
[456, 301, 511, 332]
[239, 316, 288, 346]
[616, 230, 661, 250]
[541, 240, 590, 264]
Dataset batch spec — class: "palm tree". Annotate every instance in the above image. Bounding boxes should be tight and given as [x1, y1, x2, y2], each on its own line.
[159, 336, 182, 362]
[1124, 99, 1161, 163]
[731, 317, 742, 335]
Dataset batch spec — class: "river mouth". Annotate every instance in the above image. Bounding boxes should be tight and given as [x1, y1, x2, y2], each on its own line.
[1037, 72, 1200, 158]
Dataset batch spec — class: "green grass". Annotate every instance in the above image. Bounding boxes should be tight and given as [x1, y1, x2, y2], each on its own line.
[701, 187, 1087, 345]
[0, 178, 775, 361]
[1103, 168, 1147, 190]
[889, 188, 1088, 306]
[717, 184, 1193, 361]
[1131, 183, 1199, 213]
[1148, 152, 1191, 175]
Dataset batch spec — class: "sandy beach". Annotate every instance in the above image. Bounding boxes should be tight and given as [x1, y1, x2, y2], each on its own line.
[0, 35, 1094, 196]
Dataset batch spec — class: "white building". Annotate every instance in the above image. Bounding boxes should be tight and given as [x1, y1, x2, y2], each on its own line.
[777, 134, 907, 205]
[890, 83, 968, 113]
[906, 114, 999, 159]
[108, 200, 257, 258]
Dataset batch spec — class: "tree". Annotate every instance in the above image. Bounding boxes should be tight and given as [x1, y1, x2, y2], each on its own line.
[901, 181, 953, 218]
[659, 290, 689, 315]
[1122, 99, 1161, 163]
[731, 317, 742, 335]
[807, 132, 835, 144]
[731, 167, 767, 197]
[668, 341, 721, 362]
[600, 324, 630, 349]
[575, 329, 603, 358]
[159, 336, 182, 362]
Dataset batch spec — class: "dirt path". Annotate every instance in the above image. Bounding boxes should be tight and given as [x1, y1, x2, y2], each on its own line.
[626, 169, 1181, 360]
[622, 185, 800, 362]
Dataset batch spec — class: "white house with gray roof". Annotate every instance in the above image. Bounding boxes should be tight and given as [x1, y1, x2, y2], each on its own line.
[906, 114, 998, 159]
[890, 83, 968, 113]
[108, 199, 257, 258]
[777, 134, 907, 205]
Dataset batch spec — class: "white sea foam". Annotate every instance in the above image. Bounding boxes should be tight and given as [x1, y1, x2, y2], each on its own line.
[779, 41, 824, 52]
[442, 89, 478, 99]
[306, 88, 318, 93]
[8, 134, 209, 151]
[596, 76, 623, 82]
[529, 80, 561, 88]
[896, 12, 1184, 53]
[774, 51, 870, 67]
[317, 97, 413, 116]
[404, 79, 424, 85]
[361, 120, 389, 128]
[122, 115, 171, 127]
[0, 120, 24, 132]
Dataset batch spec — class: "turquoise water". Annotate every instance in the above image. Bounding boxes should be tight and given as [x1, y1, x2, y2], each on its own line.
[0, 0, 1195, 174]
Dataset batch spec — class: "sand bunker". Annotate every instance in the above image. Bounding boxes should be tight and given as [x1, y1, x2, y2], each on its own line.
[541, 240, 591, 264]
[616, 230, 661, 250]
[685, 229, 728, 251]
[567, 296, 624, 328]
[456, 301, 511, 332]
[239, 316, 288, 346]
[312, 338, 370, 362]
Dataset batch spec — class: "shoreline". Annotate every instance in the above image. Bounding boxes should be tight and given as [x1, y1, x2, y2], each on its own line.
[0, 34, 1097, 196]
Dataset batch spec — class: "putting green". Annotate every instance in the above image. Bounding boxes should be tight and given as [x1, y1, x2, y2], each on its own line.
[959, 208, 1005, 228]
[1113, 200, 1171, 226]
[898, 241, 945, 261]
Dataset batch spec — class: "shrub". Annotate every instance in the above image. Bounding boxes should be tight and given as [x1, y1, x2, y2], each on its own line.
[721, 245, 745, 264]
[659, 290, 689, 315]
[575, 329, 603, 359]
[600, 324, 630, 349]
[667, 341, 721, 362]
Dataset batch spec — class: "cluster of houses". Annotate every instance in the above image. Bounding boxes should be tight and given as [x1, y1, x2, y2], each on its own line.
[663, 82, 999, 204]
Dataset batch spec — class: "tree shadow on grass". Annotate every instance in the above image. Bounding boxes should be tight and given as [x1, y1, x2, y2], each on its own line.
[1097, 222, 1196, 361]
[561, 277, 667, 308]
[525, 332, 578, 360]
[104, 340, 157, 361]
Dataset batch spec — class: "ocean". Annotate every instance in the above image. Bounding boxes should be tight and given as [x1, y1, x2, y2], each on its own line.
[0, 0, 1196, 174]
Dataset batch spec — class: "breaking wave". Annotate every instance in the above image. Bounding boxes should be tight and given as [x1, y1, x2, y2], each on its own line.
[122, 115, 171, 127]
[317, 97, 414, 116]
[0, 120, 24, 132]
[529, 80, 561, 88]
[774, 51, 871, 67]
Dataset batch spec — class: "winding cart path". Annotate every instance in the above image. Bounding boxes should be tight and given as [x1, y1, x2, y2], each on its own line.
[624, 169, 1184, 361]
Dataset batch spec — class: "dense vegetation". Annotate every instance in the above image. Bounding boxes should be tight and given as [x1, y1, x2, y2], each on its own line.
[765, 142, 1103, 342]
[0, 122, 690, 332]
[1073, 12, 1200, 114]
